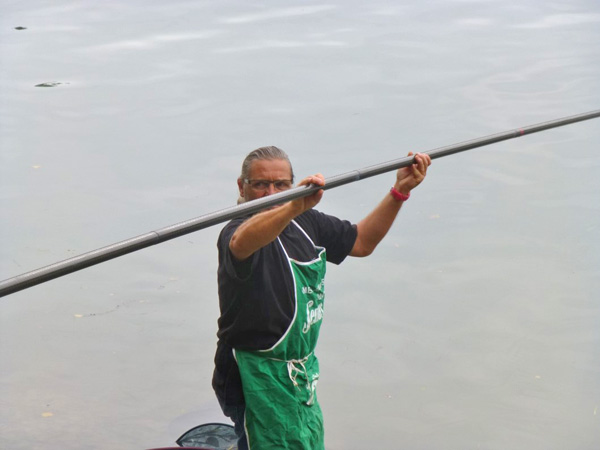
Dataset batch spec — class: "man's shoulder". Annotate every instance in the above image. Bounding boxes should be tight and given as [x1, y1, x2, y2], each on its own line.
[296, 208, 352, 230]
[296, 208, 335, 225]
[294, 209, 356, 242]
[296, 209, 357, 264]
[219, 216, 251, 240]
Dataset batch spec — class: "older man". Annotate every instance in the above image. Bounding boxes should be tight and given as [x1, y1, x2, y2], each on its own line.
[213, 146, 431, 450]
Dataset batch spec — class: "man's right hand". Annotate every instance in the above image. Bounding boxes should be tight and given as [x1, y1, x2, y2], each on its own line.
[290, 174, 325, 215]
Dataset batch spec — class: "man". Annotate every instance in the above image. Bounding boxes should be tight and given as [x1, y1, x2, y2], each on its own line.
[213, 146, 431, 450]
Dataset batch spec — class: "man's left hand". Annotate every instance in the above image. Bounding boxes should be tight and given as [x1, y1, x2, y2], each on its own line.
[395, 152, 432, 194]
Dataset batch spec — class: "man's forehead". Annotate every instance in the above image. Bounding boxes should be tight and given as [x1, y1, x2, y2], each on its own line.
[249, 158, 292, 174]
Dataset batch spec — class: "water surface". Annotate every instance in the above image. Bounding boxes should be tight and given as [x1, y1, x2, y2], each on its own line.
[1, 1, 599, 449]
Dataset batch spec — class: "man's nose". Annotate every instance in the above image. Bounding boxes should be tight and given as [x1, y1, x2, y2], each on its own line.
[265, 182, 277, 195]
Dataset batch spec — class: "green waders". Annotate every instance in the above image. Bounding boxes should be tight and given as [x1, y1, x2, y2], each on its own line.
[234, 230, 327, 450]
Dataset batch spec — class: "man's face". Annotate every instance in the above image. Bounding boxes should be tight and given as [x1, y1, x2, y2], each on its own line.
[238, 158, 293, 203]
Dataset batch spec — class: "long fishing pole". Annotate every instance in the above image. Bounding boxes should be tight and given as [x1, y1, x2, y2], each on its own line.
[1, 109, 599, 298]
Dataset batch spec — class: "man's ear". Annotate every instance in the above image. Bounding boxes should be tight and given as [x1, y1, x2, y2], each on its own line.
[237, 178, 244, 197]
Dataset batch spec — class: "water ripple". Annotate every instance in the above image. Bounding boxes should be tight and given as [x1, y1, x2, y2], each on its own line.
[87, 31, 222, 52]
[219, 5, 337, 24]
[213, 39, 347, 54]
[514, 13, 600, 29]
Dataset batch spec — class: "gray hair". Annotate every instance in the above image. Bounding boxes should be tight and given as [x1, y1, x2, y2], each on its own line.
[237, 146, 294, 204]
[240, 146, 294, 182]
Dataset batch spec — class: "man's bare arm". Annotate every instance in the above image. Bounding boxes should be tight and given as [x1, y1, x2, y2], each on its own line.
[350, 152, 431, 257]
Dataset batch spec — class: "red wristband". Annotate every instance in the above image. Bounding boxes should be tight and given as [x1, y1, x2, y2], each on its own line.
[390, 187, 410, 202]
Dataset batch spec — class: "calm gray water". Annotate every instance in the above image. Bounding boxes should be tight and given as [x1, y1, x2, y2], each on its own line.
[1, 1, 599, 449]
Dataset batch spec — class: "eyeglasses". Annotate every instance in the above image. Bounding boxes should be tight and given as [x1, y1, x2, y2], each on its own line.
[244, 179, 293, 191]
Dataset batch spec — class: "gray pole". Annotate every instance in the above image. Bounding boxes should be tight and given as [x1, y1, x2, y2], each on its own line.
[1, 110, 599, 298]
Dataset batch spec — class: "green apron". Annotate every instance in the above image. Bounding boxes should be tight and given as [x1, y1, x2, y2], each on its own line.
[234, 222, 327, 450]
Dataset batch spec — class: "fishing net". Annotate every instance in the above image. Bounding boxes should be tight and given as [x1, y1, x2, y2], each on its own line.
[176, 423, 238, 449]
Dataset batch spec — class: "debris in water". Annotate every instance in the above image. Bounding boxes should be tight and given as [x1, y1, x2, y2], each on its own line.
[35, 82, 69, 88]
[15, 26, 27, 30]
